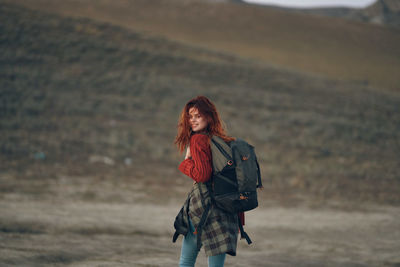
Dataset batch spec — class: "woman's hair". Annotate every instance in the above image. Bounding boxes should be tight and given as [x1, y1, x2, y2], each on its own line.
[175, 95, 235, 153]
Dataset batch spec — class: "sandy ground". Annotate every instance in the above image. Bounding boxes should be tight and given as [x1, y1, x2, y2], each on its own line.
[1, 193, 400, 267]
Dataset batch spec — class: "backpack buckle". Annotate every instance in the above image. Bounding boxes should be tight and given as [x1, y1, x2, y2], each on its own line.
[239, 194, 249, 200]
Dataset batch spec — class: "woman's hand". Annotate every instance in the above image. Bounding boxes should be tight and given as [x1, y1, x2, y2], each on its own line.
[185, 146, 191, 159]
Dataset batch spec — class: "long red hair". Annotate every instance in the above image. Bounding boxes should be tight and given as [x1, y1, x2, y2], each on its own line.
[175, 95, 235, 153]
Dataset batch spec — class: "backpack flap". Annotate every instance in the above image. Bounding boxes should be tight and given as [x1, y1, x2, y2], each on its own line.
[231, 139, 259, 212]
[231, 139, 258, 192]
[210, 136, 233, 173]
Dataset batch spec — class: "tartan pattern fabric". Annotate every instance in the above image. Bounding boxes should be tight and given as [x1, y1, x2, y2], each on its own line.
[188, 182, 211, 219]
[187, 182, 238, 256]
[174, 133, 238, 256]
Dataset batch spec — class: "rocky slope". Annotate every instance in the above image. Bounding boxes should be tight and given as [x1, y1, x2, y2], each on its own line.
[358, 0, 400, 27]
[250, 0, 400, 28]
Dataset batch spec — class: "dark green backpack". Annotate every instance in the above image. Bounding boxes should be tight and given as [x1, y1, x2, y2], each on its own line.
[209, 135, 263, 213]
[207, 135, 263, 244]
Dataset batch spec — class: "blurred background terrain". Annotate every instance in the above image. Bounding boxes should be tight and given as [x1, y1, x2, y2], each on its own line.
[1, 0, 399, 266]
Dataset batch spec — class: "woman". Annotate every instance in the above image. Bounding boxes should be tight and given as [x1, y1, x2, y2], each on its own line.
[173, 95, 243, 267]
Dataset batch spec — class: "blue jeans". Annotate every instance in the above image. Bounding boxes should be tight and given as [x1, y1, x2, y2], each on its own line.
[179, 219, 226, 267]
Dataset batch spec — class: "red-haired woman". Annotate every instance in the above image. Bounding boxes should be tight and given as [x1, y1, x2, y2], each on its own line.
[173, 96, 242, 267]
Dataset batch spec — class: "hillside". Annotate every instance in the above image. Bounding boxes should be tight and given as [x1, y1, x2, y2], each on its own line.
[255, 0, 400, 28]
[3, 0, 400, 91]
[358, 0, 400, 26]
[1, 2, 400, 205]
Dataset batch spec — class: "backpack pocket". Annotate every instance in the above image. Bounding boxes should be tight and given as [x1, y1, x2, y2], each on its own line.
[213, 163, 237, 193]
[214, 191, 240, 213]
[214, 191, 258, 213]
[236, 191, 258, 212]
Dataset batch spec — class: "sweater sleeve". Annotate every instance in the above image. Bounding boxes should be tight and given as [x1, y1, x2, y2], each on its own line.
[178, 134, 212, 183]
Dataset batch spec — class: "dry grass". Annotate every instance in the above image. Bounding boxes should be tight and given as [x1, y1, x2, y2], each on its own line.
[1, 2, 399, 204]
[3, 0, 400, 90]
[2, 2, 400, 266]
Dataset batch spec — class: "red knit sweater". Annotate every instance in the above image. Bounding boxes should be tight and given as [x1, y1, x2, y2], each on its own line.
[178, 133, 245, 225]
[179, 134, 212, 183]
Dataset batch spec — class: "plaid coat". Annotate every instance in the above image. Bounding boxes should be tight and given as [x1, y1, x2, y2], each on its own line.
[173, 182, 239, 257]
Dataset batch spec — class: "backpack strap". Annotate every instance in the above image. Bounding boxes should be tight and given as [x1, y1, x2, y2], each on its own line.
[256, 159, 263, 189]
[238, 216, 252, 244]
[211, 138, 233, 162]
[195, 202, 211, 251]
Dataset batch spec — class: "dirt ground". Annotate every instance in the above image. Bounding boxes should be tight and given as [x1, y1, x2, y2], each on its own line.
[1, 172, 400, 267]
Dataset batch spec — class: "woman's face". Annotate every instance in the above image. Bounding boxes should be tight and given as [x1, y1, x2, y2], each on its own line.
[188, 107, 208, 133]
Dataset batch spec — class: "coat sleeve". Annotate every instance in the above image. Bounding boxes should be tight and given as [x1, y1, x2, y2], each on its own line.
[178, 134, 212, 183]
